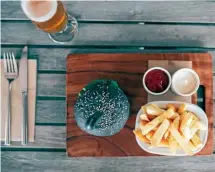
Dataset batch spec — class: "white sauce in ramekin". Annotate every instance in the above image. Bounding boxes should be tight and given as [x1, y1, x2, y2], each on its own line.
[174, 71, 197, 94]
[171, 68, 200, 97]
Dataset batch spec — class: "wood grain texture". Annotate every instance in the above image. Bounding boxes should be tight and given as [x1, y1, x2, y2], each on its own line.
[2, 47, 215, 71]
[66, 53, 213, 157]
[1, 1, 215, 22]
[1, 126, 65, 148]
[2, 21, 215, 47]
[37, 74, 65, 97]
[36, 100, 66, 124]
[2, 152, 215, 172]
[29, 48, 69, 70]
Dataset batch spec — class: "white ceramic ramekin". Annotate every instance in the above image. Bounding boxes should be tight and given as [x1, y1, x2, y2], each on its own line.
[143, 67, 171, 96]
[171, 68, 200, 97]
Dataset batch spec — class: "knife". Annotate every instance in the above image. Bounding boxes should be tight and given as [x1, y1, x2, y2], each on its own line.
[19, 46, 28, 145]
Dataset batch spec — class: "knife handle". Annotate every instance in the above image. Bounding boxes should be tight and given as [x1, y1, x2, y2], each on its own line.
[5, 83, 12, 145]
[22, 92, 28, 145]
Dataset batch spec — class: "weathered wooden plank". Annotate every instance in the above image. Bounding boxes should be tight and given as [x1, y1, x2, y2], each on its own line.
[37, 74, 65, 97]
[2, 151, 215, 172]
[1, 47, 68, 70]
[1, 126, 65, 148]
[31, 48, 68, 70]
[36, 100, 66, 124]
[212, 52, 215, 71]
[1, 1, 215, 23]
[2, 21, 215, 47]
[2, 47, 215, 71]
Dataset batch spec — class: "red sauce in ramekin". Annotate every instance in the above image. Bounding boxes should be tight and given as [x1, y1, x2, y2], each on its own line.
[145, 69, 169, 93]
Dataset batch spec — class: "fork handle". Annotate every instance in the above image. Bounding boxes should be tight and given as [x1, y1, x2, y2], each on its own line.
[22, 92, 28, 145]
[5, 83, 12, 145]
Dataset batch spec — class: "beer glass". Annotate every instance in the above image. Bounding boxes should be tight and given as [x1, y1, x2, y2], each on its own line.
[21, 0, 78, 43]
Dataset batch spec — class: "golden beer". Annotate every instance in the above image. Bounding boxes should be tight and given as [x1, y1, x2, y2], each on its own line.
[21, 0, 78, 43]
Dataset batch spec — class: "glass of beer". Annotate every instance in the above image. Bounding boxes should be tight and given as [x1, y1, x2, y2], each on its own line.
[21, 0, 78, 44]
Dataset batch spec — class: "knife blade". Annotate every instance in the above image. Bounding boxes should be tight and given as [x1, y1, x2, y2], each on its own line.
[19, 46, 28, 145]
[20, 46, 28, 92]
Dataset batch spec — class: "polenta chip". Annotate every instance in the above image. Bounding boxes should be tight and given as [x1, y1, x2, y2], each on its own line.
[140, 113, 149, 121]
[141, 105, 147, 114]
[164, 130, 170, 140]
[163, 108, 175, 118]
[167, 104, 177, 112]
[170, 112, 180, 120]
[191, 133, 202, 148]
[158, 139, 169, 148]
[196, 130, 200, 137]
[152, 124, 159, 131]
[139, 120, 147, 130]
[169, 123, 194, 155]
[145, 131, 155, 140]
[151, 119, 170, 146]
[192, 121, 207, 130]
[180, 112, 193, 137]
[173, 116, 180, 129]
[169, 116, 180, 153]
[169, 136, 178, 153]
[146, 104, 164, 116]
[133, 129, 150, 143]
[147, 114, 157, 120]
[179, 112, 187, 123]
[185, 121, 206, 141]
[178, 103, 187, 114]
[141, 115, 165, 135]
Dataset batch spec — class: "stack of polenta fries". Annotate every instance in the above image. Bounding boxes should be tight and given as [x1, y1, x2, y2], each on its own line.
[133, 103, 207, 155]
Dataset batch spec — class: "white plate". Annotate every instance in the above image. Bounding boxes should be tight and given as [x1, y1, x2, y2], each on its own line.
[135, 101, 208, 156]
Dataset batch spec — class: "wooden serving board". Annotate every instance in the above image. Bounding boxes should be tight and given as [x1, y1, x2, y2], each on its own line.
[66, 53, 213, 157]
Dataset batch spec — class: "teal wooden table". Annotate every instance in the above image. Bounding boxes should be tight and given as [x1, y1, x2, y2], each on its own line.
[1, 1, 215, 171]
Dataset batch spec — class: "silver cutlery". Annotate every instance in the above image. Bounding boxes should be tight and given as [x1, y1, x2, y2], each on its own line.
[3, 52, 18, 145]
[19, 46, 28, 145]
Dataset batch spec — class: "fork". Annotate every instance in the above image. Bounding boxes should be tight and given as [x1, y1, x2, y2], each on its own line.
[3, 52, 18, 145]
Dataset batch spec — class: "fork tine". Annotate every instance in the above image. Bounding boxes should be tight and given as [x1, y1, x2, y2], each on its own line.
[3, 53, 7, 73]
[9, 53, 14, 73]
[9, 53, 15, 73]
[12, 53, 18, 74]
[6, 53, 11, 73]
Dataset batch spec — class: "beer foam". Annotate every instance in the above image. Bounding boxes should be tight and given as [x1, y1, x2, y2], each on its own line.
[21, 0, 57, 22]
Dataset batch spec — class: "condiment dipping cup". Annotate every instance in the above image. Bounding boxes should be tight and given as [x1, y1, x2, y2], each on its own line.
[171, 68, 200, 97]
[143, 67, 171, 96]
